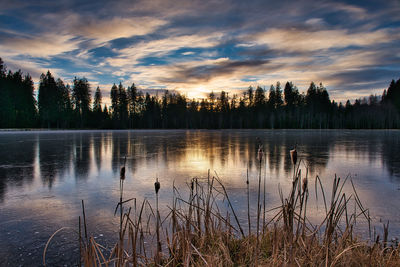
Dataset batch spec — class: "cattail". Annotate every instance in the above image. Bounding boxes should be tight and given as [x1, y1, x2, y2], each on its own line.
[290, 148, 297, 166]
[154, 177, 161, 264]
[154, 178, 160, 194]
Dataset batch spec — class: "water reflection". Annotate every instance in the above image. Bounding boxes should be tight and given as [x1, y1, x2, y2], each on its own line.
[0, 134, 36, 202]
[38, 134, 73, 188]
[0, 130, 400, 202]
[382, 132, 400, 178]
[0, 130, 400, 265]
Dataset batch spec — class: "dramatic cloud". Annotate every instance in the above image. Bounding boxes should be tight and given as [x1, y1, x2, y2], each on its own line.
[160, 58, 273, 83]
[0, 0, 399, 101]
[254, 28, 397, 53]
[73, 17, 167, 44]
[107, 33, 223, 67]
[0, 33, 80, 58]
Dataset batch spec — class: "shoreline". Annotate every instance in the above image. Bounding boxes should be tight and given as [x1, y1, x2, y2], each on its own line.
[1, 128, 400, 132]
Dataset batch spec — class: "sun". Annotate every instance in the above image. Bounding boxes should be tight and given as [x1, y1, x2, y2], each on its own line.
[184, 85, 209, 99]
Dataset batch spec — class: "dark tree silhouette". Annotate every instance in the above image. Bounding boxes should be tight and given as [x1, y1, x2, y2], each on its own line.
[93, 86, 102, 113]
[56, 79, 73, 128]
[38, 71, 59, 128]
[284, 81, 300, 108]
[0, 58, 399, 129]
[384, 79, 400, 112]
[254, 86, 266, 108]
[275, 82, 283, 109]
[267, 84, 276, 109]
[110, 83, 129, 128]
[128, 83, 138, 128]
[72, 77, 91, 127]
[0, 60, 37, 128]
[118, 83, 128, 128]
[92, 86, 107, 128]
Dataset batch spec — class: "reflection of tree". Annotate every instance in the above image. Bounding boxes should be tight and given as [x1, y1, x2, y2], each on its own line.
[218, 133, 229, 167]
[55, 130, 400, 190]
[235, 131, 333, 177]
[269, 143, 283, 174]
[283, 143, 292, 174]
[111, 132, 128, 174]
[0, 170, 5, 202]
[0, 134, 36, 201]
[39, 133, 73, 188]
[297, 131, 332, 175]
[1, 130, 399, 203]
[73, 133, 91, 179]
[381, 132, 400, 179]
[97, 130, 400, 183]
[94, 133, 103, 171]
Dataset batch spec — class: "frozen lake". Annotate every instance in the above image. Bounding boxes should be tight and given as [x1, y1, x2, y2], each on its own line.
[0, 129, 399, 265]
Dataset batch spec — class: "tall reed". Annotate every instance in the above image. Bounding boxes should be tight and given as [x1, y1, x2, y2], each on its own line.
[45, 149, 400, 267]
[154, 177, 161, 264]
[255, 143, 264, 265]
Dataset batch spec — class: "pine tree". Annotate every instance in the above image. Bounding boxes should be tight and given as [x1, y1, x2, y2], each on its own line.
[92, 86, 103, 127]
[218, 91, 229, 112]
[384, 79, 400, 111]
[110, 83, 119, 121]
[254, 86, 265, 108]
[306, 82, 317, 110]
[0, 58, 5, 78]
[0, 58, 10, 127]
[38, 71, 58, 128]
[267, 85, 276, 109]
[72, 77, 91, 127]
[247, 86, 254, 107]
[93, 87, 102, 113]
[275, 82, 283, 108]
[284, 81, 295, 107]
[56, 79, 73, 127]
[118, 82, 128, 128]
[128, 83, 138, 128]
[19, 74, 37, 127]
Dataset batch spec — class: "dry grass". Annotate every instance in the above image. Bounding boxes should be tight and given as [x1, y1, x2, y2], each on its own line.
[44, 152, 400, 266]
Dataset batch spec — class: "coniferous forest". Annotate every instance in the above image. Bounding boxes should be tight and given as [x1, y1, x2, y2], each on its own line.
[0, 57, 399, 129]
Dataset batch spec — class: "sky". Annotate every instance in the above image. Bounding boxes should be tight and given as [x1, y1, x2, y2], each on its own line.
[0, 0, 399, 104]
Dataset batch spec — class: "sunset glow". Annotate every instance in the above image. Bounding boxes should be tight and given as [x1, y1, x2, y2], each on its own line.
[0, 0, 399, 104]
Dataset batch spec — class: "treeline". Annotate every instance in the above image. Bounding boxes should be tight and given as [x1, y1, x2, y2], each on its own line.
[0, 57, 399, 129]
